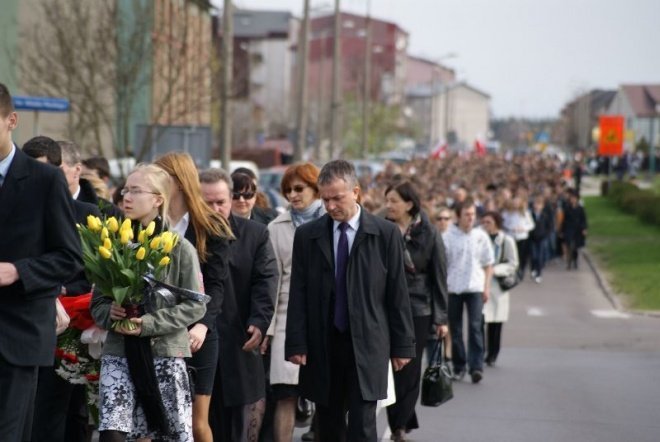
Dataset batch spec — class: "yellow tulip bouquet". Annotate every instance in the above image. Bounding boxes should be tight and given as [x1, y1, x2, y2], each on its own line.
[78, 215, 177, 330]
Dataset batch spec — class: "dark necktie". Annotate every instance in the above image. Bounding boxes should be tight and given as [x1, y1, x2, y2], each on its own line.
[334, 222, 349, 332]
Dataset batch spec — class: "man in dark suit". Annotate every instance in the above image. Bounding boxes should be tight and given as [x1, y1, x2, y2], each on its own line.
[200, 168, 277, 442]
[285, 160, 415, 441]
[0, 83, 83, 441]
[23, 135, 98, 442]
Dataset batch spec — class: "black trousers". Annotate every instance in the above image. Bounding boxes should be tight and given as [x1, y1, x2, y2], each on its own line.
[485, 322, 503, 363]
[316, 328, 377, 442]
[0, 356, 38, 442]
[386, 315, 430, 433]
[32, 366, 91, 442]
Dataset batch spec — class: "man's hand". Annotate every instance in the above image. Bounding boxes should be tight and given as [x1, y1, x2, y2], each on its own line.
[0, 263, 19, 287]
[188, 323, 208, 353]
[436, 324, 448, 338]
[260, 335, 271, 355]
[288, 354, 307, 365]
[242, 325, 263, 352]
[392, 357, 411, 371]
[482, 288, 490, 303]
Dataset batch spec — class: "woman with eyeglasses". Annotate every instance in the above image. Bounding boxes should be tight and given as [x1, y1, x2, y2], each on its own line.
[154, 152, 233, 442]
[231, 172, 278, 225]
[480, 211, 519, 366]
[262, 163, 324, 442]
[384, 180, 448, 442]
[91, 164, 206, 442]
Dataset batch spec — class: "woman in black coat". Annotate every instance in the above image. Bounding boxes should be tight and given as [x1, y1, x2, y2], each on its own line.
[561, 188, 587, 270]
[384, 180, 449, 442]
[155, 153, 233, 442]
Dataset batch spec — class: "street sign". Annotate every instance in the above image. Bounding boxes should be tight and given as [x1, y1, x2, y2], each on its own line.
[12, 96, 70, 112]
[598, 115, 624, 156]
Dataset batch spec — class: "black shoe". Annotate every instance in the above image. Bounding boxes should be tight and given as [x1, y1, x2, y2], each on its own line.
[471, 370, 483, 384]
[452, 368, 466, 381]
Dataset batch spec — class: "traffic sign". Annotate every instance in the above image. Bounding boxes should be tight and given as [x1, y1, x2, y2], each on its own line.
[598, 115, 624, 156]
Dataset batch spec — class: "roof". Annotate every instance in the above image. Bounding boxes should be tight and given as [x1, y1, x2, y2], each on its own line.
[230, 10, 292, 39]
[621, 84, 660, 117]
[405, 81, 490, 99]
[311, 11, 408, 36]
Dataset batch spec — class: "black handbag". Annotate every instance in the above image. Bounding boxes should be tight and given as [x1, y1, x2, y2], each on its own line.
[421, 341, 453, 407]
[497, 271, 520, 291]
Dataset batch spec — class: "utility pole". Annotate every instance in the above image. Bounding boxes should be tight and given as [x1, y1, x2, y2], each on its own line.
[220, 0, 233, 171]
[330, 0, 342, 159]
[360, 1, 371, 159]
[295, 0, 311, 162]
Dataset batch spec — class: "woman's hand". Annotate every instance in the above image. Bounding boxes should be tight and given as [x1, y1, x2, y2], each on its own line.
[109, 303, 127, 321]
[115, 318, 142, 336]
[436, 324, 448, 338]
[188, 323, 208, 353]
[242, 325, 262, 352]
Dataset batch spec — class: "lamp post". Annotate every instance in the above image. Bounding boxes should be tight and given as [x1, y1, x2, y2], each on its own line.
[428, 53, 456, 149]
[294, 0, 311, 162]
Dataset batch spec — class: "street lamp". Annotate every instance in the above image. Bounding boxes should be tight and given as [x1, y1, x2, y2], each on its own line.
[429, 53, 457, 149]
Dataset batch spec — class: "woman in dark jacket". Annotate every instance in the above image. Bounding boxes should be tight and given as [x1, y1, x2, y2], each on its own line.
[561, 188, 587, 270]
[155, 152, 233, 442]
[384, 180, 449, 442]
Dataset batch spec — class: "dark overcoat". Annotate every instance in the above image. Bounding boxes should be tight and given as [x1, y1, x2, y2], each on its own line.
[285, 209, 415, 405]
[0, 148, 82, 366]
[215, 214, 277, 406]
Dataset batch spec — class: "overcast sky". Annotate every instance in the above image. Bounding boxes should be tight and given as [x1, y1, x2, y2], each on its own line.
[220, 0, 660, 119]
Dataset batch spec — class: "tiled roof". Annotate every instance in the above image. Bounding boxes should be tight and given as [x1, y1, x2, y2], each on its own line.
[621, 84, 660, 117]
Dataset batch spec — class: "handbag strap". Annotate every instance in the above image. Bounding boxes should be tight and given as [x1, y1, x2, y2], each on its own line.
[430, 339, 443, 366]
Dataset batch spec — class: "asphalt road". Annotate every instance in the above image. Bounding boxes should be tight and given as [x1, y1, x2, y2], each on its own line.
[295, 256, 660, 442]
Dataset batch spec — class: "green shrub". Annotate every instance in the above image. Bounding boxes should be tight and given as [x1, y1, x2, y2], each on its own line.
[606, 181, 660, 227]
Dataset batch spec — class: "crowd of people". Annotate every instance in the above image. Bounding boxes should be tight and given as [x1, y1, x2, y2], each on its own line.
[0, 81, 589, 442]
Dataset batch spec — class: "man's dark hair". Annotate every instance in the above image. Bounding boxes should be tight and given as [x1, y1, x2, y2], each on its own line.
[481, 210, 503, 229]
[0, 83, 14, 117]
[82, 156, 111, 180]
[22, 136, 62, 166]
[455, 197, 476, 216]
[318, 159, 359, 188]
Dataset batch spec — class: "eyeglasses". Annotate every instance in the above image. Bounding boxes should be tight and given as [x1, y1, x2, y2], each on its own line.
[232, 191, 256, 200]
[120, 187, 159, 197]
[283, 185, 308, 194]
[436, 216, 451, 221]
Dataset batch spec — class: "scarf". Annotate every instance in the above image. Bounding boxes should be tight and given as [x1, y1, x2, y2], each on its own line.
[290, 199, 325, 228]
[402, 213, 423, 275]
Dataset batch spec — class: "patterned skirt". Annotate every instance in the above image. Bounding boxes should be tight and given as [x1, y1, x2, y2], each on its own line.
[99, 355, 193, 441]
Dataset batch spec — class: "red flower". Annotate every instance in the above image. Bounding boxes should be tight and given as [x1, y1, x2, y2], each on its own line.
[55, 347, 79, 364]
[85, 373, 100, 382]
[59, 293, 95, 330]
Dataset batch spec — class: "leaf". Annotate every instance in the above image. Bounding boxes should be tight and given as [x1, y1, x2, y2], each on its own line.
[120, 268, 136, 283]
[111, 286, 130, 306]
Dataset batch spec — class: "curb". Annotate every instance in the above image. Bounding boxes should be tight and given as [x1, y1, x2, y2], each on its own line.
[582, 249, 660, 319]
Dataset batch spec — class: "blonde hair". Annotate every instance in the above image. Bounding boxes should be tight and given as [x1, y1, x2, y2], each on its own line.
[128, 163, 171, 224]
[154, 152, 234, 262]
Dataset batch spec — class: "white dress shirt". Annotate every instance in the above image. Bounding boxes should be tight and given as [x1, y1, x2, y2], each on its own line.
[332, 205, 361, 273]
[442, 223, 495, 294]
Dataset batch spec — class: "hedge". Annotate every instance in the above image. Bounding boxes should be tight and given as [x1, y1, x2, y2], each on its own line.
[607, 181, 660, 226]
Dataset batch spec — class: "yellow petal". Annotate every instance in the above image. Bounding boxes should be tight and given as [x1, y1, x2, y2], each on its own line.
[103, 238, 112, 250]
[106, 217, 119, 233]
[162, 239, 173, 253]
[121, 218, 132, 232]
[136, 247, 146, 260]
[145, 221, 156, 236]
[120, 230, 131, 245]
[100, 227, 109, 241]
[158, 256, 170, 266]
[138, 231, 146, 243]
[150, 237, 161, 249]
[98, 246, 112, 259]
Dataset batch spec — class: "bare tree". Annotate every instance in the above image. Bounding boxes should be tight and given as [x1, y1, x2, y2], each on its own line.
[18, 0, 213, 164]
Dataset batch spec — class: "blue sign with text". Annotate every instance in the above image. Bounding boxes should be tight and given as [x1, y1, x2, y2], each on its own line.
[12, 96, 70, 112]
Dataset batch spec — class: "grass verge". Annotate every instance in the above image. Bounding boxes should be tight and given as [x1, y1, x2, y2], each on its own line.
[583, 196, 660, 311]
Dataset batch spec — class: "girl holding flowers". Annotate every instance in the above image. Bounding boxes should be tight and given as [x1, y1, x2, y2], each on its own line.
[154, 152, 233, 442]
[90, 164, 206, 442]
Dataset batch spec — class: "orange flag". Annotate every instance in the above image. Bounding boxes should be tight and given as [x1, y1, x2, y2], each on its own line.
[598, 116, 624, 156]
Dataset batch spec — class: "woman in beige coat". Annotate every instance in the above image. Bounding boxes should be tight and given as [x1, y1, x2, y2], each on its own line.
[264, 163, 324, 442]
[480, 211, 519, 366]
